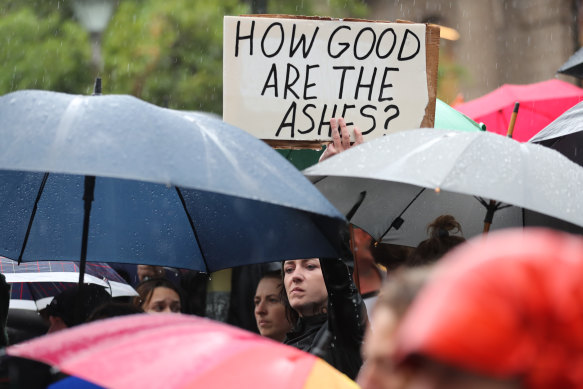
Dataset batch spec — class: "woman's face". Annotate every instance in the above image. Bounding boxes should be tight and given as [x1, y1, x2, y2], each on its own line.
[143, 286, 181, 314]
[254, 277, 291, 342]
[283, 258, 328, 317]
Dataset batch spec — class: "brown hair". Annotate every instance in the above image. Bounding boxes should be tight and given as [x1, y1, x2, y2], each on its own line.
[406, 215, 466, 267]
[133, 277, 184, 313]
[278, 263, 301, 327]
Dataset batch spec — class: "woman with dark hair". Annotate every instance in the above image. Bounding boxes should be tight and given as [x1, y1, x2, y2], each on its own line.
[277, 117, 366, 380]
[281, 257, 367, 380]
[406, 215, 466, 267]
[253, 270, 293, 342]
[133, 278, 183, 314]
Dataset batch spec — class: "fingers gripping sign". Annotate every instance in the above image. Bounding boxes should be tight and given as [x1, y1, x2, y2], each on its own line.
[319, 117, 364, 162]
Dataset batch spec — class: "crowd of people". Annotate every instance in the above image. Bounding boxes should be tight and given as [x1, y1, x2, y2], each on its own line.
[2, 117, 583, 388]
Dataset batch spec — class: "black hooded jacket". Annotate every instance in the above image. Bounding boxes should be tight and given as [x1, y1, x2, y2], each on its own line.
[284, 257, 367, 380]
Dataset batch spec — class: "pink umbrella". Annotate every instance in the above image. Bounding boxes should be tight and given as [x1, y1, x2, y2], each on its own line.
[455, 79, 583, 142]
[7, 314, 357, 389]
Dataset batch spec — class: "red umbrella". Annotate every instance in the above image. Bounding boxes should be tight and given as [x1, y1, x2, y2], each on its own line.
[455, 79, 583, 142]
[7, 314, 357, 389]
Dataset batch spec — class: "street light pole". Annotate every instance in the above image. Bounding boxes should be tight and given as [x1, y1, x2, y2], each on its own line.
[72, 0, 116, 76]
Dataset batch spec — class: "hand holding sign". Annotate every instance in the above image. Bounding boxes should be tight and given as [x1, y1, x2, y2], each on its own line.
[319, 117, 364, 162]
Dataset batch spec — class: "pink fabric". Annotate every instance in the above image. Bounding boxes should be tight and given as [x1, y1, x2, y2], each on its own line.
[8, 314, 322, 389]
[455, 79, 583, 142]
[396, 228, 583, 388]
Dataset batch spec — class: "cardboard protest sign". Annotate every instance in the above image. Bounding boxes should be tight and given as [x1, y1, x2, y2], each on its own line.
[223, 15, 439, 147]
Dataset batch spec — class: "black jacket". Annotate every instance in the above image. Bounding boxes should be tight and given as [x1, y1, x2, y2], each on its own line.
[284, 258, 367, 379]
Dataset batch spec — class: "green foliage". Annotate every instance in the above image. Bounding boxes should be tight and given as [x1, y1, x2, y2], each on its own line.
[104, 0, 248, 113]
[0, 0, 368, 113]
[0, 7, 91, 93]
[264, 0, 367, 18]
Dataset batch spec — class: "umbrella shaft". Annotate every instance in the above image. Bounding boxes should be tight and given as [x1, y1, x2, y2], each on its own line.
[79, 176, 96, 286]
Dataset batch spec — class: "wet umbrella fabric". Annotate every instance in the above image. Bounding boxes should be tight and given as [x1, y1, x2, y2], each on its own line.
[529, 99, 583, 166]
[526, 100, 583, 235]
[0, 90, 347, 273]
[7, 314, 358, 389]
[557, 46, 583, 79]
[455, 79, 583, 142]
[304, 129, 583, 247]
[278, 98, 484, 172]
[434, 98, 485, 132]
[0, 257, 137, 310]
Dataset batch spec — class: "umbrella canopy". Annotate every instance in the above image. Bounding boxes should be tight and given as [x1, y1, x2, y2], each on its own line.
[277, 98, 484, 172]
[557, 46, 583, 79]
[303, 129, 583, 247]
[434, 98, 485, 132]
[526, 100, 583, 236]
[455, 79, 583, 142]
[7, 314, 357, 389]
[1, 257, 136, 310]
[0, 89, 347, 274]
[529, 99, 583, 165]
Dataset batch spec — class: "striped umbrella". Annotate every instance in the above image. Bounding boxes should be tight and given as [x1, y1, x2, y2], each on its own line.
[7, 314, 357, 389]
[1, 257, 136, 310]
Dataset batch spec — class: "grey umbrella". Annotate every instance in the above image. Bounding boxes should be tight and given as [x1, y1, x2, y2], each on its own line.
[304, 129, 583, 247]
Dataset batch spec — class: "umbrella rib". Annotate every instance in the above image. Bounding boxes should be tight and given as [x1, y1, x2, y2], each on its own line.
[346, 191, 367, 222]
[18, 172, 50, 264]
[475, 196, 489, 207]
[174, 187, 210, 273]
[378, 187, 426, 242]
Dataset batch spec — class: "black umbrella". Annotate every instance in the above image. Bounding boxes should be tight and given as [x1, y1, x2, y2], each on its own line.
[557, 47, 583, 78]
[528, 100, 583, 235]
[529, 99, 583, 166]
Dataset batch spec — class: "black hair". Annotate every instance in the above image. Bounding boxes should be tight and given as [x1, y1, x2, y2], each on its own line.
[87, 301, 144, 322]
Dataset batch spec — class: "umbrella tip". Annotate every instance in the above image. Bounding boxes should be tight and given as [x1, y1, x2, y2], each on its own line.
[93, 78, 102, 96]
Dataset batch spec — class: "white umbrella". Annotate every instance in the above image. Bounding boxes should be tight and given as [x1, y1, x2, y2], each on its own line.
[304, 129, 583, 247]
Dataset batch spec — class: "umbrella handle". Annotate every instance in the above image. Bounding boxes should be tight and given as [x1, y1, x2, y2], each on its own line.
[506, 102, 520, 138]
[482, 199, 497, 234]
[78, 176, 96, 287]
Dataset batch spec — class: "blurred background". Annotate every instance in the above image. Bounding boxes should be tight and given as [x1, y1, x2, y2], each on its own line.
[1, 0, 580, 111]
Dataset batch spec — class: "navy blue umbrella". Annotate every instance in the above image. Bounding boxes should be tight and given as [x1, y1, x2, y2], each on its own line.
[0, 85, 347, 281]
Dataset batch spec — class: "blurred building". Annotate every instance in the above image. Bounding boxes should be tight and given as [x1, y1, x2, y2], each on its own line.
[365, 0, 579, 102]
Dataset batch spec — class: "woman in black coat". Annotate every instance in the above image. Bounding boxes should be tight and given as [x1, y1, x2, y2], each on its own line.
[282, 256, 367, 380]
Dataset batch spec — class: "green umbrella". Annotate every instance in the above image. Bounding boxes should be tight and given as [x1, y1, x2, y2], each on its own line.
[434, 98, 486, 132]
